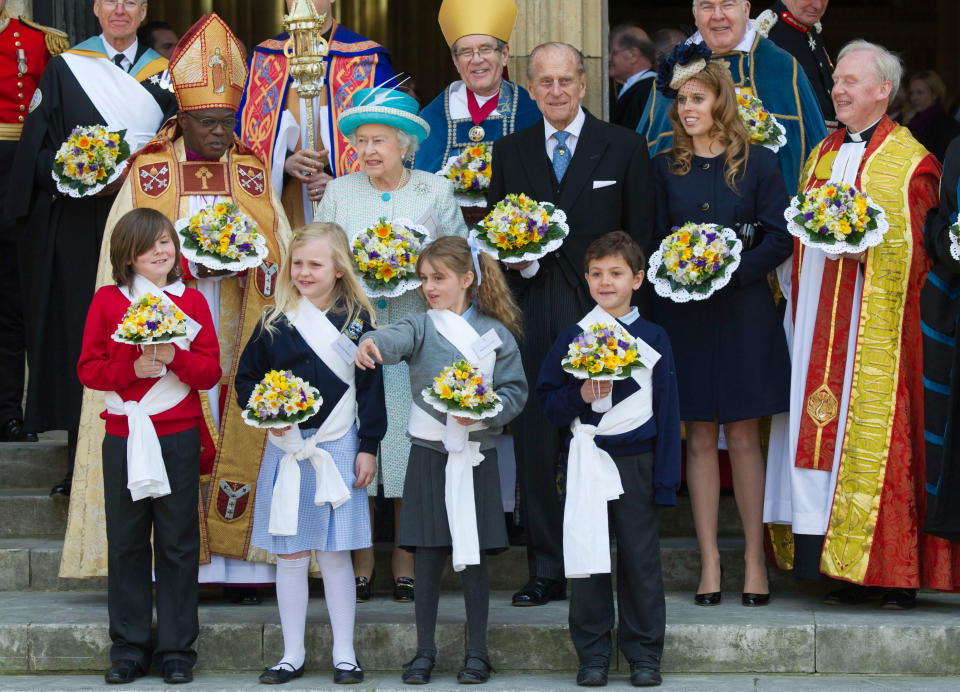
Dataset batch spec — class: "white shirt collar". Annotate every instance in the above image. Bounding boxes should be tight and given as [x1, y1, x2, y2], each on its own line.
[688, 19, 758, 54]
[617, 306, 640, 325]
[618, 69, 655, 98]
[101, 35, 138, 67]
[544, 106, 586, 144]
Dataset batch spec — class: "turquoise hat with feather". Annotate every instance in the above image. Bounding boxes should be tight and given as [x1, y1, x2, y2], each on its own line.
[337, 85, 430, 144]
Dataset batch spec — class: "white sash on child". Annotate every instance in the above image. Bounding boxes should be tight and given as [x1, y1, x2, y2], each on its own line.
[406, 309, 497, 572]
[564, 305, 660, 578]
[268, 297, 356, 536]
[105, 276, 198, 501]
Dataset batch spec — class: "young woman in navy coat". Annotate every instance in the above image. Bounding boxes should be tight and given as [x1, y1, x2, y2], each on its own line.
[651, 57, 792, 607]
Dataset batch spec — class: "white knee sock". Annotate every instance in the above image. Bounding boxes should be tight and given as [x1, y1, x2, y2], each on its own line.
[274, 555, 310, 670]
[315, 550, 358, 669]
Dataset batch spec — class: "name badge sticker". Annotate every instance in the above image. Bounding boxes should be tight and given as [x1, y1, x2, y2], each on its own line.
[634, 338, 661, 369]
[332, 333, 359, 364]
[472, 329, 503, 360]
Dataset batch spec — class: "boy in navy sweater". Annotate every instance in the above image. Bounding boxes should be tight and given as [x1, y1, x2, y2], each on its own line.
[536, 231, 680, 688]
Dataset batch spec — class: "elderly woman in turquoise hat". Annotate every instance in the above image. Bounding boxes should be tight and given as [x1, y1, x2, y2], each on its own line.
[316, 87, 468, 604]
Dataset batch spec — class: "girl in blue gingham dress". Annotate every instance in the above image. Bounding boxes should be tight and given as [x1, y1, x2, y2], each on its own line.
[235, 223, 386, 685]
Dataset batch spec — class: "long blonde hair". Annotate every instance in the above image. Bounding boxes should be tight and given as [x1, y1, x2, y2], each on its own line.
[667, 61, 750, 192]
[261, 222, 376, 335]
[417, 236, 522, 338]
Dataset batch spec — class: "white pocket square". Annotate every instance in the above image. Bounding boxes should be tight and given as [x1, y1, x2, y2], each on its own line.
[592, 180, 616, 189]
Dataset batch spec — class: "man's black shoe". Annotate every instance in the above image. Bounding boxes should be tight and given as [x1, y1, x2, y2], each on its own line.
[0, 419, 37, 442]
[104, 660, 144, 684]
[511, 577, 566, 606]
[629, 662, 662, 687]
[162, 659, 193, 684]
[824, 583, 872, 605]
[50, 474, 72, 497]
[881, 588, 917, 610]
[576, 659, 609, 687]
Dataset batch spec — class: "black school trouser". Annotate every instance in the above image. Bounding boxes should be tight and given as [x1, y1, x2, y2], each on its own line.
[568, 451, 665, 668]
[102, 427, 201, 668]
[514, 261, 592, 581]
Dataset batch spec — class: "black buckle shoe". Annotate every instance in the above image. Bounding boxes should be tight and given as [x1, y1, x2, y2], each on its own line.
[104, 660, 145, 684]
[259, 662, 305, 684]
[576, 658, 609, 687]
[0, 419, 37, 442]
[628, 661, 662, 687]
[881, 588, 917, 610]
[401, 652, 436, 685]
[511, 577, 566, 606]
[333, 660, 364, 684]
[356, 574, 372, 603]
[162, 659, 193, 684]
[393, 576, 415, 602]
[457, 655, 494, 684]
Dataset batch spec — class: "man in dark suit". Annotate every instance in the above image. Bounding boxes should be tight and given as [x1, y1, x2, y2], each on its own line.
[608, 25, 657, 131]
[488, 41, 654, 607]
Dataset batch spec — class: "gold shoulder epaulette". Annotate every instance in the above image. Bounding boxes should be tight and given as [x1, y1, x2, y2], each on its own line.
[20, 17, 70, 56]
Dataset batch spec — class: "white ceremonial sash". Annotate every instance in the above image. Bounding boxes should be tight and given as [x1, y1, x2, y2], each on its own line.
[107, 275, 198, 501]
[407, 309, 496, 571]
[564, 305, 658, 578]
[267, 297, 355, 536]
[61, 52, 164, 153]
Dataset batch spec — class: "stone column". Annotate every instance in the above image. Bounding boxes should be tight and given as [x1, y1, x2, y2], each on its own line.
[508, 0, 608, 118]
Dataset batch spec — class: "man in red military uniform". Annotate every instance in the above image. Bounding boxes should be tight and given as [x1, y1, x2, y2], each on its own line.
[0, 1, 67, 442]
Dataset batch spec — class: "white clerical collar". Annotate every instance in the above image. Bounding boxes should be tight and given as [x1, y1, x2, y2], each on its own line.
[846, 117, 883, 143]
[618, 69, 655, 99]
[451, 80, 500, 107]
[616, 306, 640, 325]
[688, 19, 758, 53]
[101, 34, 138, 68]
[543, 106, 585, 144]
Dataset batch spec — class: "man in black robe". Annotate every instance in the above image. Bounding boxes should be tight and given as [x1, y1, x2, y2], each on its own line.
[608, 25, 656, 131]
[756, 0, 835, 125]
[6, 0, 176, 495]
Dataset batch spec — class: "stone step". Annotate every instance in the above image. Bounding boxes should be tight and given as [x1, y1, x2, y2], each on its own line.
[2, 590, 959, 675]
[4, 673, 960, 691]
[0, 490, 68, 539]
[0, 537, 818, 595]
[0, 439, 67, 489]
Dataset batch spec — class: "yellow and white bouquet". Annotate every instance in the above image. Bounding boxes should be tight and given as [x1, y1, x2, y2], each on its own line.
[351, 217, 428, 298]
[561, 322, 642, 381]
[176, 201, 267, 272]
[111, 294, 188, 345]
[52, 125, 131, 197]
[648, 222, 742, 303]
[470, 193, 569, 263]
[736, 92, 787, 152]
[421, 360, 503, 420]
[785, 182, 889, 255]
[438, 143, 493, 206]
[241, 370, 323, 428]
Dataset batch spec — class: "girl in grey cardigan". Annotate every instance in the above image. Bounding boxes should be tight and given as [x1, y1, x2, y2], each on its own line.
[356, 236, 527, 685]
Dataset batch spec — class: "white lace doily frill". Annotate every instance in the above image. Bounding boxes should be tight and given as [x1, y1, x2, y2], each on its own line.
[53, 158, 130, 198]
[469, 207, 570, 264]
[762, 118, 788, 154]
[421, 390, 504, 421]
[949, 223, 960, 262]
[648, 226, 743, 303]
[175, 217, 269, 272]
[784, 193, 890, 256]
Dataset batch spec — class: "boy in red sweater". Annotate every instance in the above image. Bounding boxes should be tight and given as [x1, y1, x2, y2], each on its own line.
[77, 208, 221, 685]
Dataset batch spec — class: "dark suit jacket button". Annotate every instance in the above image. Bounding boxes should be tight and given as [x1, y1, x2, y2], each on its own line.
[700, 202, 710, 211]
[701, 162, 711, 170]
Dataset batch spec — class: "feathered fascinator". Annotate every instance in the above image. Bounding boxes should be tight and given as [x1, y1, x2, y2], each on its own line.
[655, 42, 713, 99]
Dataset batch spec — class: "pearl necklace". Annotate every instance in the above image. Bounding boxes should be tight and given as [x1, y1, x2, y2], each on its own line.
[370, 168, 409, 202]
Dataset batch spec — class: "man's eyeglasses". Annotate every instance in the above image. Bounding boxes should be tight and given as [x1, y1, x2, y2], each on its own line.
[99, 0, 143, 10]
[183, 111, 238, 132]
[453, 45, 501, 60]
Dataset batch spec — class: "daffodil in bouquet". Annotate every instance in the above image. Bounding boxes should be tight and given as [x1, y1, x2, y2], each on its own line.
[470, 193, 570, 263]
[111, 294, 188, 345]
[176, 201, 267, 272]
[648, 222, 742, 303]
[561, 322, 642, 380]
[785, 182, 889, 255]
[241, 370, 323, 428]
[52, 125, 131, 197]
[351, 218, 427, 298]
[421, 360, 503, 420]
[439, 143, 493, 201]
[736, 92, 787, 152]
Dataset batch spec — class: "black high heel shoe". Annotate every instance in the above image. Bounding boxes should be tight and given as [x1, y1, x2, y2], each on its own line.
[694, 566, 723, 606]
[741, 592, 771, 607]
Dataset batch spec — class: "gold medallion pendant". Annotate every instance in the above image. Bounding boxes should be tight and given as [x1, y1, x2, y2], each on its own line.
[469, 125, 485, 142]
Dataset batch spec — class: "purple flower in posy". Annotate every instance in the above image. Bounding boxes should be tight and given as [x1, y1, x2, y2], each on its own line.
[848, 187, 857, 197]
[804, 211, 815, 221]
[705, 232, 717, 243]
[388, 256, 400, 268]
[146, 320, 159, 331]
[818, 225, 829, 235]
[694, 258, 706, 268]
[368, 250, 380, 259]
[237, 242, 252, 253]
[476, 384, 486, 396]
[834, 199, 843, 208]
[617, 339, 630, 350]
[229, 233, 236, 244]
